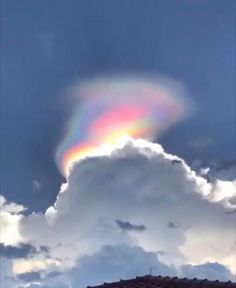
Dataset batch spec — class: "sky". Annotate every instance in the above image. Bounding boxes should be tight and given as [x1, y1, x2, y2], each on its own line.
[0, 1, 236, 288]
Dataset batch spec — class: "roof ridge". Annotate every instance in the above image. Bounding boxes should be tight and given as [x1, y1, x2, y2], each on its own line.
[88, 275, 236, 288]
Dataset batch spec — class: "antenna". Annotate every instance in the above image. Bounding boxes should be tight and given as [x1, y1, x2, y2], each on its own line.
[149, 267, 152, 275]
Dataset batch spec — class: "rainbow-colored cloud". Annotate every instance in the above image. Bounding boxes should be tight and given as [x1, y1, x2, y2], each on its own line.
[56, 76, 191, 176]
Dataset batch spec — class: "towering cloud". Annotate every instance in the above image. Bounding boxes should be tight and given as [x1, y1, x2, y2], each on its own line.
[1, 138, 236, 287]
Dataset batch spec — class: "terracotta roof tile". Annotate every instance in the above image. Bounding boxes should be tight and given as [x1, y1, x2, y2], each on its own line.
[88, 275, 236, 288]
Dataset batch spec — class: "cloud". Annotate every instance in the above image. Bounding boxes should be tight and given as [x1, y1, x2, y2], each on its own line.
[0, 196, 26, 246]
[45, 271, 63, 280]
[167, 221, 183, 229]
[56, 75, 193, 176]
[189, 137, 214, 149]
[69, 244, 175, 287]
[69, 249, 236, 286]
[13, 246, 235, 288]
[33, 180, 42, 193]
[19, 139, 236, 271]
[0, 258, 15, 288]
[200, 161, 236, 209]
[1, 138, 236, 286]
[17, 271, 42, 283]
[207, 161, 236, 182]
[17, 284, 68, 288]
[0, 243, 48, 259]
[0, 195, 26, 215]
[226, 209, 236, 215]
[14, 270, 66, 288]
[17, 285, 49, 288]
[180, 262, 236, 282]
[115, 220, 147, 232]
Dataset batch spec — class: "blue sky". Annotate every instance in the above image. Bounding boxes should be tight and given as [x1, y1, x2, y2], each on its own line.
[1, 1, 236, 287]
[1, 0, 235, 211]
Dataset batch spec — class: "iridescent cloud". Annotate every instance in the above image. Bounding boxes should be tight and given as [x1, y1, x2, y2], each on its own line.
[56, 76, 191, 176]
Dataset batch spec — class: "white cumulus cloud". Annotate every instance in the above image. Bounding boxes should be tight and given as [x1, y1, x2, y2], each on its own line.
[1, 138, 236, 287]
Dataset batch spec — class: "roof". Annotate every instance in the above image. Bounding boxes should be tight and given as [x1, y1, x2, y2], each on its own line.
[88, 275, 236, 288]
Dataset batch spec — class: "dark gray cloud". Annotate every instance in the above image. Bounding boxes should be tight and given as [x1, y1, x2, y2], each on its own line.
[15, 270, 65, 288]
[0, 243, 49, 259]
[0, 243, 36, 259]
[40, 245, 50, 253]
[168, 221, 180, 229]
[45, 271, 62, 280]
[171, 159, 183, 165]
[17, 271, 42, 283]
[116, 220, 147, 232]
[167, 221, 190, 231]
